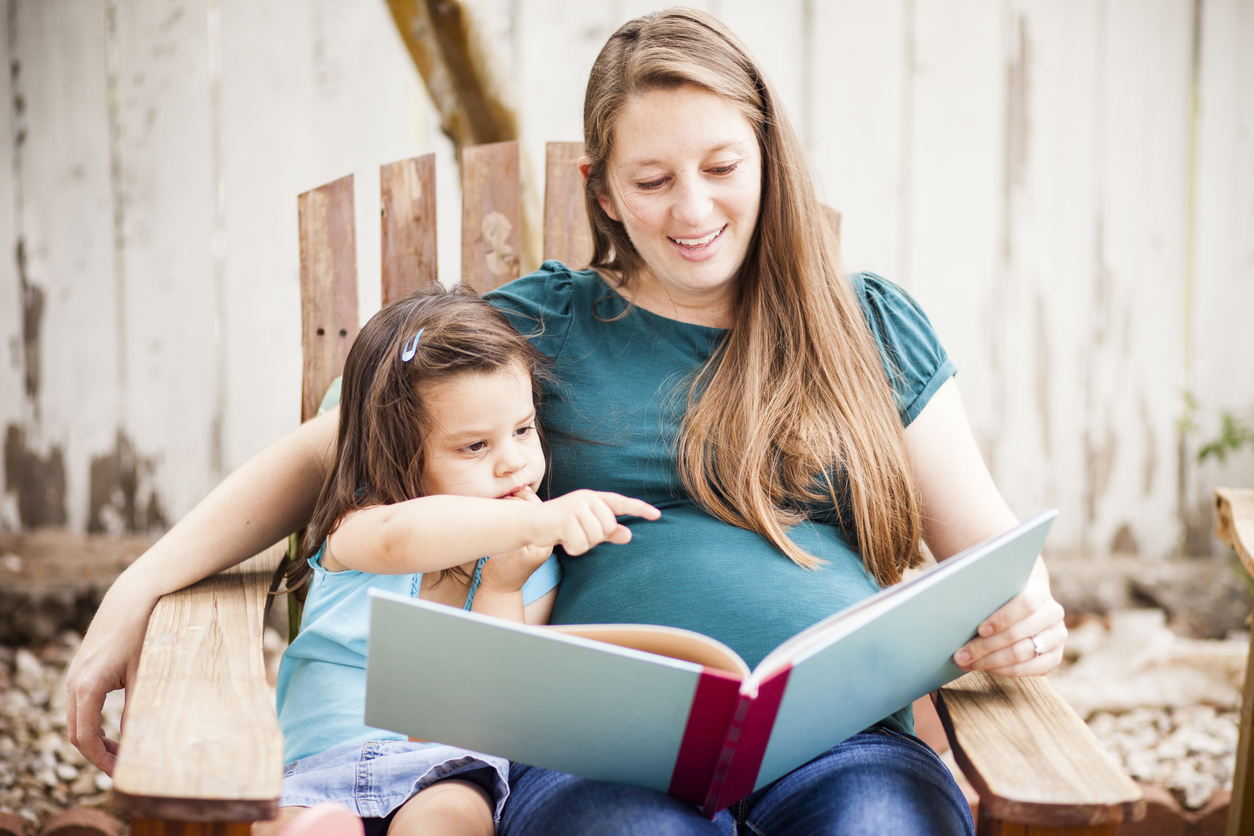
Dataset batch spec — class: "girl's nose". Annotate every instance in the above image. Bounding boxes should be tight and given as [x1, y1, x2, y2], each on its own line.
[496, 443, 529, 477]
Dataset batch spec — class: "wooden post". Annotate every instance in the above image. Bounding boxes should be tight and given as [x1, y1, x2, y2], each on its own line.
[129, 820, 254, 836]
[381, 154, 438, 303]
[461, 141, 522, 292]
[935, 672, 1144, 831]
[543, 142, 592, 269]
[110, 545, 287, 829]
[297, 175, 359, 423]
[1216, 488, 1254, 836]
[384, 0, 540, 273]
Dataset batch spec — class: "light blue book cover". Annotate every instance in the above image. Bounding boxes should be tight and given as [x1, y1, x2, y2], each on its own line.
[365, 510, 1056, 814]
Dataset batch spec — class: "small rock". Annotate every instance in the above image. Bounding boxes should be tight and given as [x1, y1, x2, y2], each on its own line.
[12, 650, 43, 693]
[53, 763, 76, 782]
[69, 771, 96, 797]
[94, 772, 112, 792]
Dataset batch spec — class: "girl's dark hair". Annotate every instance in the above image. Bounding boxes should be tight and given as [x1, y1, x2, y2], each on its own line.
[292, 285, 547, 588]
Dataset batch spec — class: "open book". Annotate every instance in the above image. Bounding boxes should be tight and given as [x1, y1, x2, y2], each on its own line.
[365, 510, 1056, 816]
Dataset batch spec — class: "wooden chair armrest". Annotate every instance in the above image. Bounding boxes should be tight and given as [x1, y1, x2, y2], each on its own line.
[935, 671, 1144, 828]
[1216, 487, 1254, 576]
[110, 542, 287, 823]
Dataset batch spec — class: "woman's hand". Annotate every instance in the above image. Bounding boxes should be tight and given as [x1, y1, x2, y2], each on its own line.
[953, 557, 1067, 675]
[905, 378, 1067, 677]
[64, 409, 340, 771]
[64, 571, 159, 774]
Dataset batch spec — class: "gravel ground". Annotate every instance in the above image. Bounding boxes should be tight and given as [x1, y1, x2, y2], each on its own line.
[0, 633, 119, 833]
[0, 621, 1243, 832]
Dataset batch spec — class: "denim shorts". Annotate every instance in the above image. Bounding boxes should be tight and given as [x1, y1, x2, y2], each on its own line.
[280, 739, 511, 821]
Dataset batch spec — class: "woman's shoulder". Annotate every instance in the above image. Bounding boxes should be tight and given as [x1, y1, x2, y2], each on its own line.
[847, 271, 956, 424]
[486, 261, 599, 315]
[848, 271, 939, 348]
[486, 261, 600, 357]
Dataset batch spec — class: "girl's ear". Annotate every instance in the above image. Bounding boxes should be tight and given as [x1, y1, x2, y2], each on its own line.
[579, 155, 620, 223]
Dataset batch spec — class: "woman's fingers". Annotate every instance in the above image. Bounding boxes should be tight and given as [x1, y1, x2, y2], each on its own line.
[66, 678, 118, 774]
[953, 558, 1067, 676]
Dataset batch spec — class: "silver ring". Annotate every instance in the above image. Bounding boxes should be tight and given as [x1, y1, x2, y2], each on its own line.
[1030, 634, 1046, 657]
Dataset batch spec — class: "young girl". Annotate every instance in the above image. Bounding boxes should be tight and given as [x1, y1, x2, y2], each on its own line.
[266, 285, 660, 836]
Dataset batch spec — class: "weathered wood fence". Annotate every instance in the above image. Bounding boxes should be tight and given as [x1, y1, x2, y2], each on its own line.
[1, 0, 1251, 561]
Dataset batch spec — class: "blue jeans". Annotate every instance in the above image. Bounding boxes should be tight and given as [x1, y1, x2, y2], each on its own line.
[499, 731, 974, 836]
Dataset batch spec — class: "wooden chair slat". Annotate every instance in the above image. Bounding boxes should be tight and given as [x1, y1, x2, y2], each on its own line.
[111, 543, 287, 822]
[461, 140, 521, 292]
[543, 142, 592, 268]
[935, 672, 1144, 828]
[381, 154, 438, 304]
[1215, 487, 1254, 836]
[298, 175, 360, 422]
[1216, 487, 1254, 574]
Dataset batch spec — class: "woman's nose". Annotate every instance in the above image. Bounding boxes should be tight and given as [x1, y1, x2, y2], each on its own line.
[671, 175, 712, 226]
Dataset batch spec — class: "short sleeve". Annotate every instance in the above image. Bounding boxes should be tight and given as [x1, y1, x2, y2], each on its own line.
[853, 272, 956, 425]
[485, 261, 580, 360]
[317, 377, 341, 415]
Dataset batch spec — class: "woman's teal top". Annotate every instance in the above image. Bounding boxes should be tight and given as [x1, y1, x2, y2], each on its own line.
[488, 264, 954, 737]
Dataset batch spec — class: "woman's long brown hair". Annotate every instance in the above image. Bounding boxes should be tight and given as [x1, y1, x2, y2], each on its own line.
[290, 285, 548, 589]
[581, 8, 923, 586]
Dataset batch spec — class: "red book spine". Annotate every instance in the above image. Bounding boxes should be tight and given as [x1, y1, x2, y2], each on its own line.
[700, 664, 792, 816]
[667, 667, 743, 806]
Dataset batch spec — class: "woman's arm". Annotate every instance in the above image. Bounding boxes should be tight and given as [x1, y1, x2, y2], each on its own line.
[65, 409, 340, 773]
[905, 377, 1067, 676]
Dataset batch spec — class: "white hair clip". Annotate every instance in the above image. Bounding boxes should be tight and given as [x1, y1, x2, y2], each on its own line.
[401, 328, 425, 362]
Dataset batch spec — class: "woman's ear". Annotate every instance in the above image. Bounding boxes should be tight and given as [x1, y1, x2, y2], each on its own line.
[579, 155, 619, 222]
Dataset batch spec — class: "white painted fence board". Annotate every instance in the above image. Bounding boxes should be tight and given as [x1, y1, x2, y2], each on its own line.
[716, 0, 806, 142]
[1187, 0, 1254, 545]
[0, 2, 20, 529]
[2, 3, 1251, 560]
[110, 0, 219, 530]
[217, 0, 424, 472]
[1088, 0, 1193, 557]
[899, 0, 1004, 476]
[513, 0, 612, 217]
[11, 0, 118, 532]
[807, 0, 909, 286]
[993, 0, 1103, 551]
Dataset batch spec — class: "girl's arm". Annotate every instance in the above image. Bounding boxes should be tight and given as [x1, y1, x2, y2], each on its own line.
[904, 377, 1067, 676]
[324, 488, 660, 575]
[469, 487, 557, 624]
[65, 409, 340, 773]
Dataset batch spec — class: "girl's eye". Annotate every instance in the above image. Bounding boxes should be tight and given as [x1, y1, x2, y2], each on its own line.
[464, 441, 487, 454]
[514, 425, 534, 438]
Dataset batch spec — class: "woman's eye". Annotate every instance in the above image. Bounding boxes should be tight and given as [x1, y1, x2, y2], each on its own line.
[636, 177, 667, 191]
[710, 162, 739, 176]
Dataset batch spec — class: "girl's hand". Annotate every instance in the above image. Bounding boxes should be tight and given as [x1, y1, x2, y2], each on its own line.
[532, 489, 662, 556]
[479, 486, 555, 594]
[952, 558, 1067, 676]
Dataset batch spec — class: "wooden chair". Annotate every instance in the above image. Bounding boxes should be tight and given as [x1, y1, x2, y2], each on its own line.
[1215, 487, 1254, 836]
[107, 141, 1145, 836]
